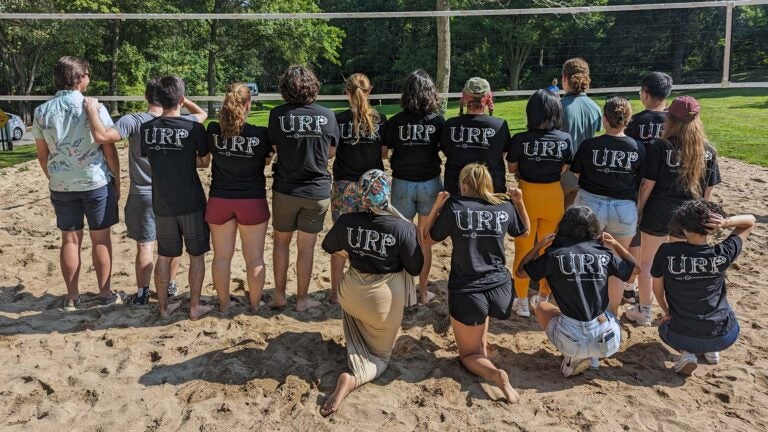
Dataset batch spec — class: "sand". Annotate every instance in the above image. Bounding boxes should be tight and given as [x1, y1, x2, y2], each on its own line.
[0, 148, 767, 432]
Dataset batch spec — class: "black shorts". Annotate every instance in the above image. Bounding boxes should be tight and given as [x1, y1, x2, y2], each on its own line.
[448, 281, 513, 326]
[155, 209, 210, 257]
[630, 230, 641, 248]
[50, 183, 119, 231]
[640, 197, 681, 237]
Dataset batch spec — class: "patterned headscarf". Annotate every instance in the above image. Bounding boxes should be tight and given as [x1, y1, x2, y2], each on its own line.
[358, 169, 406, 220]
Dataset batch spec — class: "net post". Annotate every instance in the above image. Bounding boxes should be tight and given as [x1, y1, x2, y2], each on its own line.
[722, 1, 734, 88]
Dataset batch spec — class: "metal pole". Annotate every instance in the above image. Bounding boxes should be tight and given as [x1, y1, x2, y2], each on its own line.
[722, 1, 735, 87]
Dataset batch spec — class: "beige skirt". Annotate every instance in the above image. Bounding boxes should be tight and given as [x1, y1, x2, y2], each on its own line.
[338, 267, 415, 387]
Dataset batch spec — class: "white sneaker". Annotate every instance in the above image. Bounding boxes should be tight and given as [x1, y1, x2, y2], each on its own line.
[704, 352, 720, 365]
[589, 357, 600, 371]
[625, 304, 653, 326]
[512, 298, 530, 318]
[530, 294, 549, 309]
[561, 356, 591, 377]
[673, 351, 698, 375]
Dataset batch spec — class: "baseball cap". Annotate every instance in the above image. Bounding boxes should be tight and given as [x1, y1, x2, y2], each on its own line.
[463, 77, 491, 97]
[668, 96, 700, 121]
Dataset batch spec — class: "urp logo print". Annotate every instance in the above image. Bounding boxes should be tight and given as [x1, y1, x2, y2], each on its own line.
[347, 227, 397, 257]
[454, 208, 509, 235]
[398, 124, 436, 142]
[556, 252, 610, 276]
[340, 121, 381, 144]
[667, 255, 728, 276]
[211, 134, 260, 158]
[665, 149, 714, 168]
[592, 149, 639, 170]
[637, 122, 663, 140]
[450, 126, 496, 147]
[523, 139, 569, 160]
[144, 127, 189, 150]
[279, 114, 328, 137]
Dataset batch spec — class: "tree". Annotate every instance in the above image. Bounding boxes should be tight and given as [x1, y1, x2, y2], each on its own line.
[436, 0, 450, 112]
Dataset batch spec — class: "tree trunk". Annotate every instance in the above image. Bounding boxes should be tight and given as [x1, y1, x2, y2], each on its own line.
[207, 17, 219, 116]
[671, 10, 691, 82]
[505, 39, 532, 99]
[108, 20, 122, 115]
[435, 0, 451, 114]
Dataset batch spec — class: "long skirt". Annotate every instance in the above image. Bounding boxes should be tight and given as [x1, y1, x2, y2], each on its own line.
[338, 267, 414, 387]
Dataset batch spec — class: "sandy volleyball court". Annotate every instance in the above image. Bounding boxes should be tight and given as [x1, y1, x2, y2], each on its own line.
[1, 148, 766, 431]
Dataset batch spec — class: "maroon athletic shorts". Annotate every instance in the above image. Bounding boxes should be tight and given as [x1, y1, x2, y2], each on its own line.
[205, 197, 270, 226]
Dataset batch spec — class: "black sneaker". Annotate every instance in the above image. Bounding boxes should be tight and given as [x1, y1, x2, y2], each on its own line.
[127, 290, 150, 306]
[622, 289, 638, 305]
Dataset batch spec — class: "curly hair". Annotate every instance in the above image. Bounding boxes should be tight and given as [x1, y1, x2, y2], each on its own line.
[400, 70, 441, 116]
[669, 199, 726, 235]
[279, 65, 320, 105]
[562, 58, 591, 94]
[603, 96, 632, 129]
[556, 206, 601, 241]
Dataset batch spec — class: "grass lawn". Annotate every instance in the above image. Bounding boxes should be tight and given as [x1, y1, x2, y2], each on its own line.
[0, 145, 36, 169]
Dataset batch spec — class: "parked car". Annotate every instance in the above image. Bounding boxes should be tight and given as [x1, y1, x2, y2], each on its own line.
[5, 113, 25, 141]
[245, 82, 259, 97]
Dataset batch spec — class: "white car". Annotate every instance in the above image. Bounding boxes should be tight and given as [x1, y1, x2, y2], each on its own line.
[5, 112, 25, 141]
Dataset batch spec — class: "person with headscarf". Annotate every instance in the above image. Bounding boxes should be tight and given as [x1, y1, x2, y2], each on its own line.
[441, 77, 511, 196]
[320, 169, 424, 416]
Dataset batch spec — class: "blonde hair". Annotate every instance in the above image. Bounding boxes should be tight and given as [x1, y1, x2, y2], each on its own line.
[663, 115, 708, 197]
[345, 73, 380, 142]
[459, 163, 507, 205]
[219, 83, 251, 140]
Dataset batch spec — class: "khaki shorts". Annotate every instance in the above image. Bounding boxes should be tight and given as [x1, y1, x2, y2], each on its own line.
[272, 191, 329, 233]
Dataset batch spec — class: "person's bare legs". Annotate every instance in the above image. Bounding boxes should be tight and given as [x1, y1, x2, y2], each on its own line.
[607, 236, 633, 315]
[320, 372, 357, 417]
[329, 254, 345, 305]
[296, 230, 320, 311]
[271, 230, 293, 309]
[452, 317, 520, 403]
[135, 241, 154, 289]
[170, 255, 180, 288]
[417, 214, 433, 304]
[89, 228, 113, 298]
[188, 253, 213, 320]
[637, 233, 667, 306]
[534, 301, 562, 331]
[240, 222, 268, 312]
[155, 255, 179, 317]
[211, 219, 238, 313]
[61, 230, 84, 301]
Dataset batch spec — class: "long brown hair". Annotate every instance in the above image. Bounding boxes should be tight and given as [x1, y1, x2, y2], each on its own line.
[345, 73, 380, 142]
[219, 83, 250, 140]
[459, 163, 507, 205]
[562, 58, 591, 94]
[663, 115, 708, 197]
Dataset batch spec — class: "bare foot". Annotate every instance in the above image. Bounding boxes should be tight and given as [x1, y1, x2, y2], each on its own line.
[296, 297, 321, 312]
[493, 369, 520, 404]
[320, 372, 356, 417]
[269, 294, 287, 310]
[328, 290, 339, 305]
[189, 304, 215, 321]
[159, 302, 181, 318]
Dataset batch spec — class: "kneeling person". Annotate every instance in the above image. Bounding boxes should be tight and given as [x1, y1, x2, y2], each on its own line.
[517, 206, 637, 377]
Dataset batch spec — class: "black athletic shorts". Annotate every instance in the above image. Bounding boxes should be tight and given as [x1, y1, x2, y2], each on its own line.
[448, 280, 514, 326]
[155, 209, 210, 257]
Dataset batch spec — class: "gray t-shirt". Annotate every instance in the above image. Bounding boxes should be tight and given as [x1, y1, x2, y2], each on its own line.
[561, 93, 602, 192]
[112, 112, 197, 195]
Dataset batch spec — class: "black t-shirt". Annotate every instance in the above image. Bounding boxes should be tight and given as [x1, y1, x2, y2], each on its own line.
[643, 138, 721, 202]
[571, 135, 645, 201]
[140, 116, 209, 217]
[268, 103, 339, 199]
[652, 235, 742, 337]
[524, 236, 635, 322]
[205, 122, 272, 199]
[441, 114, 511, 195]
[322, 212, 423, 276]
[382, 111, 444, 182]
[626, 110, 667, 149]
[507, 129, 574, 183]
[429, 196, 527, 293]
[333, 109, 387, 182]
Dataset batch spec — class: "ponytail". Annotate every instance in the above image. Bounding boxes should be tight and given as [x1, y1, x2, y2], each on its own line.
[219, 82, 250, 140]
[345, 73, 379, 143]
[603, 96, 632, 128]
[458, 163, 507, 205]
[663, 115, 707, 197]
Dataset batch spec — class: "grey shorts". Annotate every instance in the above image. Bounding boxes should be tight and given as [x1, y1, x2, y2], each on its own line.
[125, 194, 155, 243]
[155, 209, 210, 257]
[272, 191, 329, 234]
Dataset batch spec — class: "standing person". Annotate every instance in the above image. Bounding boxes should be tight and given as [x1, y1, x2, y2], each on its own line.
[268, 66, 339, 312]
[560, 58, 602, 208]
[623, 72, 673, 305]
[382, 70, 444, 304]
[33, 56, 121, 311]
[507, 90, 574, 316]
[140, 76, 214, 320]
[516, 206, 637, 377]
[319, 170, 423, 416]
[84, 79, 208, 305]
[426, 163, 530, 403]
[571, 96, 644, 317]
[441, 77, 511, 196]
[652, 200, 753, 375]
[205, 83, 272, 313]
[547, 78, 560, 93]
[328, 73, 387, 304]
[627, 96, 721, 326]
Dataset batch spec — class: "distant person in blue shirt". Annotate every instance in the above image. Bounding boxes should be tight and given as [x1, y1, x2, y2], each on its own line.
[547, 78, 560, 93]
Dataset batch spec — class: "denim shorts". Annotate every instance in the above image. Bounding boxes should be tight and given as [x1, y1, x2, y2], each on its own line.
[659, 321, 740, 354]
[125, 193, 155, 243]
[575, 189, 637, 238]
[391, 176, 442, 220]
[546, 311, 621, 359]
[50, 183, 119, 231]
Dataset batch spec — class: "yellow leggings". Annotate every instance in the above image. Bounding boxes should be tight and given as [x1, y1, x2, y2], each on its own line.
[513, 180, 565, 299]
